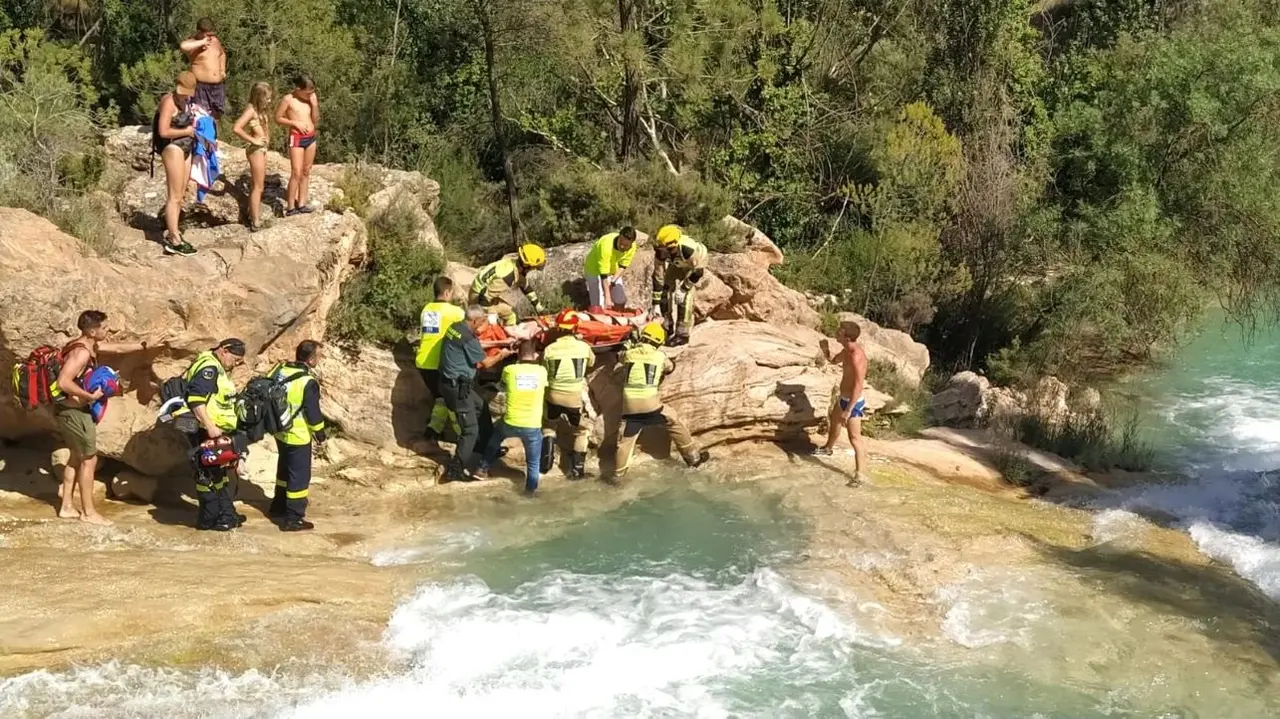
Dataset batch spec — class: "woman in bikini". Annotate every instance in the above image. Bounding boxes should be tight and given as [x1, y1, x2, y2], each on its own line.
[155, 71, 200, 256]
[275, 74, 319, 216]
[232, 82, 274, 231]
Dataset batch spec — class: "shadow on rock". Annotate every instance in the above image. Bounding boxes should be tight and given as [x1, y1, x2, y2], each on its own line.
[1030, 537, 1280, 664]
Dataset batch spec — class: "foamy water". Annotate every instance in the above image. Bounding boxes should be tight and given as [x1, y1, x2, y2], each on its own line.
[1098, 320, 1280, 599]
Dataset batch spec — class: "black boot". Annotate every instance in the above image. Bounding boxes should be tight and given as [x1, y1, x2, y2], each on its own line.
[281, 519, 315, 532]
[686, 450, 710, 468]
[540, 440, 557, 475]
[569, 451, 587, 480]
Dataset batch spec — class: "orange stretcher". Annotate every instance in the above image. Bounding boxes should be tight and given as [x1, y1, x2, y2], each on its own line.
[481, 308, 648, 358]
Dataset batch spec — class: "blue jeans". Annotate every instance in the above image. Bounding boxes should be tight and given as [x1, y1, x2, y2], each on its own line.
[480, 421, 543, 491]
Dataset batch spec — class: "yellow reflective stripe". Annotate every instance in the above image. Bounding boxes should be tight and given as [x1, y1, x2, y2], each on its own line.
[275, 480, 288, 487]
[307, 421, 325, 432]
[195, 484, 211, 492]
[286, 489, 309, 499]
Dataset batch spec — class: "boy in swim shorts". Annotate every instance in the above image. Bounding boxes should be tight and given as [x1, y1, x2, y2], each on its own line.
[812, 320, 870, 484]
[276, 74, 319, 216]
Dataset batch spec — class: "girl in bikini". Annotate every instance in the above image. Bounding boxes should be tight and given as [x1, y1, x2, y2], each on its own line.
[275, 74, 319, 216]
[232, 82, 273, 231]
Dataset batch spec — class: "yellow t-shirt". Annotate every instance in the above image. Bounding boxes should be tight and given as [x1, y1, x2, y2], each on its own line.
[416, 301, 466, 370]
[502, 362, 548, 429]
[584, 233, 638, 277]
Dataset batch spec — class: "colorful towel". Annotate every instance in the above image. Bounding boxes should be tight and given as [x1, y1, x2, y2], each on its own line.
[85, 365, 121, 424]
[190, 111, 220, 202]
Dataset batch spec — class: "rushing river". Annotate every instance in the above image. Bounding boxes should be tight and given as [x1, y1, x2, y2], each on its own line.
[3, 315, 1279, 718]
[1106, 312, 1280, 599]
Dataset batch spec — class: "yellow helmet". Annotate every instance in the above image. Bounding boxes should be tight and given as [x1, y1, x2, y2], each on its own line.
[518, 244, 547, 269]
[655, 225, 683, 248]
[640, 321, 667, 346]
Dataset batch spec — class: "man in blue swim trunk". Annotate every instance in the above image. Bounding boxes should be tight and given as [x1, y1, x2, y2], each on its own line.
[813, 320, 869, 484]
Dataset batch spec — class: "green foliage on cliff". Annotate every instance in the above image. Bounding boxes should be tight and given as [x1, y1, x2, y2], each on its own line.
[4, 1, 1280, 365]
[328, 201, 443, 346]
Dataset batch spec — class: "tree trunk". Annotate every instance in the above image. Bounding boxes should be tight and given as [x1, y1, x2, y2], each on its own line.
[618, 0, 641, 162]
[475, 0, 522, 246]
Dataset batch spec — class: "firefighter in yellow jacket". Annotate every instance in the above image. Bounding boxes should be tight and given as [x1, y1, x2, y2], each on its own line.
[651, 225, 708, 346]
[615, 322, 709, 475]
[268, 340, 327, 532]
[541, 309, 595, 479]
[469, 244, 548, 326]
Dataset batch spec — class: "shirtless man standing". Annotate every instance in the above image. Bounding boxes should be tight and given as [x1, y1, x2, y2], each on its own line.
[275, 75, 319, 215]
[813, 320, 869, 484]
[180, 18, 227, 123]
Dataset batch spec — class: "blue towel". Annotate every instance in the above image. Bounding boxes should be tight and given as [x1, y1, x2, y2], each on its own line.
[84, 366, 120, 425]
[192, 113, 220, 203]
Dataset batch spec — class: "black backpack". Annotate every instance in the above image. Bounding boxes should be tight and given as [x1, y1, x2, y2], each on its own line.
[237, 375, 294, 443]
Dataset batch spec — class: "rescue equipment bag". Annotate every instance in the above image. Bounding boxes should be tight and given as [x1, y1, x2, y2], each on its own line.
[11, 345, 64, 410]
[236, 376, 293, 443]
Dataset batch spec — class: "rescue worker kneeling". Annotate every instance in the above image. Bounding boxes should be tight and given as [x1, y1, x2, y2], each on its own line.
[475, 340, 547, 495]
[615, 322, 709, 474]
[268, 340, 327, 532]
[184, 338, 247, 531]
[469, 244, 548, 326]
[652, 224, 708, 347]
[541, 309, 595, 479]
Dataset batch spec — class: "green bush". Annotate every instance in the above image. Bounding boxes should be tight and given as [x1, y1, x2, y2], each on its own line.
[523, 155, 737, 251]
[1010, 407, 1154, 473]
[327, 200, 444, 346]
[333, 162, 383, 217]
[866, 359, 932, 437]
[54, 195, 118, 257]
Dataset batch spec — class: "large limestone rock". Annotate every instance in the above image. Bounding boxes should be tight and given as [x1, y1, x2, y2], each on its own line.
[307, 343, 430, 448]
[702, 218, 819, 329]
[313, 164, 442, 252]
[0, 207, 366, 475]
[929, 372, 1070, 429]
[835, 312, 931, 386]
[585, 320, 892, 451]
[929, 372, 992, 427]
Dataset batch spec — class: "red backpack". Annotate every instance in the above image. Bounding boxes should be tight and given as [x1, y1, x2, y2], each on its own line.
[11, 345, 66, 410]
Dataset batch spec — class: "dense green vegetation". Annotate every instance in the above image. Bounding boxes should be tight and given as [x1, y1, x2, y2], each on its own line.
[3, 0, 1280, 379]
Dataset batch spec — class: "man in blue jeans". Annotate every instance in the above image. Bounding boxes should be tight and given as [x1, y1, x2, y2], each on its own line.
[475, 340, 547, 495]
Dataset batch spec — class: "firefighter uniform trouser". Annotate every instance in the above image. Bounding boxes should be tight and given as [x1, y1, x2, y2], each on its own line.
[192, 431, 240, 528]
[616, 406, 699, 473]
[272, 441, 312, 521]
[543, 402, 591, 454]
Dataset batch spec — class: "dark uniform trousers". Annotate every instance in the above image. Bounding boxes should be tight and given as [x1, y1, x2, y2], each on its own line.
[439, 376, 493, 470]
[192, 430, 242, 529]
[271, 441, 312, 521]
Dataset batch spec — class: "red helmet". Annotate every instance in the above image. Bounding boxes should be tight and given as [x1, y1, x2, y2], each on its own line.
[555, 309, 581, 331]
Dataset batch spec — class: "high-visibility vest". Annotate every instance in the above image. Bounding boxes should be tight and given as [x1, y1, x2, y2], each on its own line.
[416, 301, 466, 370]
[502, 362, 547, 429]
[269, 363, 324, 446]
[622, 344, 665, 402]
[184, 351, 238, 431]
[543, 335, 593, 396]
